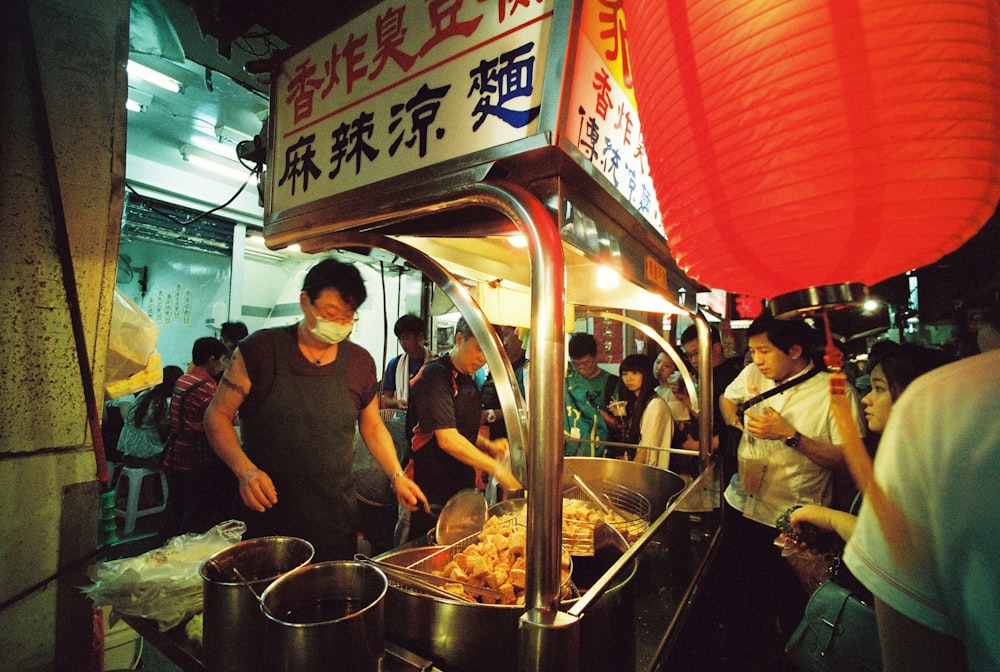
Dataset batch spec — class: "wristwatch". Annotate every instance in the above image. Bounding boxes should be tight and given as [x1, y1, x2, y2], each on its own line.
[784, 431, 802, 448]
[486, 409, 497, 424]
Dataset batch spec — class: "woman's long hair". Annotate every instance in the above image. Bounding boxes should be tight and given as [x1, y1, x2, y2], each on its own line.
[619, 354, 657, 445]
[131, 366, 183, 436]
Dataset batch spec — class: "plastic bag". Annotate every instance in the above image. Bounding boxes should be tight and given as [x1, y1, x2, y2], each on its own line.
[83, 520, 245, 631]
[105, 289, 159, 398]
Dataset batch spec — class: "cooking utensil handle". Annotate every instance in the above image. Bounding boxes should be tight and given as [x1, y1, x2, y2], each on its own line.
[569, 470, 613, 516]
[355, 555, 478, 603]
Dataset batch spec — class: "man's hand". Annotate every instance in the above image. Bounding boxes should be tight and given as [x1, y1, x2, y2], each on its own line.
[238, 468, 277, 512]
[493, 459, 523, 492]
[484, 437, 510, 459]
[743, 407, 793, 441]
[392, 473, 430, 513]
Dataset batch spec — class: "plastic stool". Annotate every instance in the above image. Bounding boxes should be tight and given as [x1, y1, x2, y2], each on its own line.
[114, 466, 168, 534]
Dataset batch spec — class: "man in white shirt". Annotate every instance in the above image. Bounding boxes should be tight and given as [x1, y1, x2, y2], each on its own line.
[716, 316, 864, 669]
[845, 349, 1000, 672]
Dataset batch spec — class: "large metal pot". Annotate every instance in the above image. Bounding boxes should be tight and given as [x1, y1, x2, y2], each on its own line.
[261, 560, 388, 672]
[200, 536, 315, 672]
[563, 457, 685, 516]
[379, 459, 683, 672]
[378, 541, 637, 672]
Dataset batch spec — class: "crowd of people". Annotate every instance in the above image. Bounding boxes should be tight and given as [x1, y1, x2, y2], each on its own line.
[102, 256, 999, 670]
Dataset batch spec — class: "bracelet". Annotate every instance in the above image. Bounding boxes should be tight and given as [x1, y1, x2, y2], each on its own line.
[390, 470, 405, 483]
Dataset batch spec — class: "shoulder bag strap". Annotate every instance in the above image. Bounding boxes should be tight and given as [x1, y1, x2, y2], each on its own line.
[738, 365, 823, 415]
[174, 378, 212, 434]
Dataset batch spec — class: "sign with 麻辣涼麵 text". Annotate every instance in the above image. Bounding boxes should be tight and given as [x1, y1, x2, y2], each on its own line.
[270, 0, 554, 214]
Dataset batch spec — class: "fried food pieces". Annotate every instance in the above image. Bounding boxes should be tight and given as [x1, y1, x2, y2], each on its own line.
[431, 516, 570, 605]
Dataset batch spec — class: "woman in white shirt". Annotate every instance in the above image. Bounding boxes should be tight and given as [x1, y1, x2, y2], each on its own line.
[619, 354, 674, 469]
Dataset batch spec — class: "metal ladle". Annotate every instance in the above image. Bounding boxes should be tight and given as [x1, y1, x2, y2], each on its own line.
[434, 489, 488, 546]
[568, 469, 623, 518]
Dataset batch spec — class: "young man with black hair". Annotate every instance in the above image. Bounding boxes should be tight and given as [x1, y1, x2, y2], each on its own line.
[715, 316, 864, 669]
[381, 313, 432, 409]
[564, 332, 621, 457]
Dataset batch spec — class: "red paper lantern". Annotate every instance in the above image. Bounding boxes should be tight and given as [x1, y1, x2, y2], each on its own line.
[623, 0, 1000, 299]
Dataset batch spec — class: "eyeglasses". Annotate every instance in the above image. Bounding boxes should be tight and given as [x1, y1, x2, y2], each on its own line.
[312, 301, 358, 325]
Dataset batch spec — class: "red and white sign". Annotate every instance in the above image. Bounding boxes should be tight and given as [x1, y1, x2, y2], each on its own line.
[270, 0, 554, 213]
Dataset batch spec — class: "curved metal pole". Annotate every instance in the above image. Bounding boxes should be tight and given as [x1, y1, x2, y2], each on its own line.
[297, 180, 567, 628]
[692, 312, 714, 467]
[306, 231, 530, 485]
[579, 310, 708, 465]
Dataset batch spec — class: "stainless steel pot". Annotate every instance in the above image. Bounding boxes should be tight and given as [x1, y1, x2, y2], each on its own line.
[563, 457, 685, 516]
[378, 542, 636, 672]
[377, 459, 684, 672]
[200, 536, 315, 672]
[261, 560, 388, 672]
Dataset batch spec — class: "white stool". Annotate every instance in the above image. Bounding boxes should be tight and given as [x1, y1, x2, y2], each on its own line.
[114, 466, 168, 534]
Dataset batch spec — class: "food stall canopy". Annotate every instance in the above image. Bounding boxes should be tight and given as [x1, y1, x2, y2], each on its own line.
[623, 0, 1000, 306]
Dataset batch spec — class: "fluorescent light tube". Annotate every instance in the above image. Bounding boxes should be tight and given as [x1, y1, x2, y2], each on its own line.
[127, 60, 182, 93]
[180, 146, 250, 182]
[126, 88, 153, 112]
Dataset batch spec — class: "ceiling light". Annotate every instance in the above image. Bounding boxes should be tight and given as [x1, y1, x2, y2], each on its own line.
[596, 265, 620, 289]
[215, 124, 254, 144]
[180, 145, 250, 182]
[188, 134, 238, 160]
[126, 88, 153, 112]
[127, 59, 182, 93]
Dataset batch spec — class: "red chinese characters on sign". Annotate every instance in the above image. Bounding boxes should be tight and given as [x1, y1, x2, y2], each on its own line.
[479, 0, 545, 24]
[318, 34, 370, 103]
[289, 0, 496, 125]
[597, 0, 630, 88]
[369, 7, 416, 80]
[286, 60, 325, 125]
[420, 0, 483, 57]
[592, 69, 613, 120]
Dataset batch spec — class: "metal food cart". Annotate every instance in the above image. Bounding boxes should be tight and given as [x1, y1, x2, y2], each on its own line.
[257, 1, 724, 669]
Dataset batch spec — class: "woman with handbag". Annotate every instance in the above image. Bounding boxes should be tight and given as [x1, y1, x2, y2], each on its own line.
[781, 342, 953, 672]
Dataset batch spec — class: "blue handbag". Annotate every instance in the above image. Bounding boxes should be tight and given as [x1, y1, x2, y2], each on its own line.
[785, 578, 882, 672]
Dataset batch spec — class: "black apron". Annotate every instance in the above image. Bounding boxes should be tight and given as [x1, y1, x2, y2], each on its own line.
[240, 334, 359, 561]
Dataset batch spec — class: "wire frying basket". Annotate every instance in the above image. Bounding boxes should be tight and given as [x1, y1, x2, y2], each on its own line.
[404, 518, 572, 604]
[562, 480, 650, 556]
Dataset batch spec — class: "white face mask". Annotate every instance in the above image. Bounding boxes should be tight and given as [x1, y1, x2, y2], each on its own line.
[311, 316, 354, 344]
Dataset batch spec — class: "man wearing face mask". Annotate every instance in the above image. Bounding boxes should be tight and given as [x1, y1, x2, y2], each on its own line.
[204, 259, 429, 561]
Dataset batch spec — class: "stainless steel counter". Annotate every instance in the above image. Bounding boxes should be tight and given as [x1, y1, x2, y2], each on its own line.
[120, 614, 444, 672]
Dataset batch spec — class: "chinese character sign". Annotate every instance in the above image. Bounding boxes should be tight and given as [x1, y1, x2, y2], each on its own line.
[566, 0, 662, 236]
[271, 0, 554, 213]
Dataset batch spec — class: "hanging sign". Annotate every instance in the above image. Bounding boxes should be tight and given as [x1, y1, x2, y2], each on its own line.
[562, 0, 662, 236]
[270, 0, 554, 214]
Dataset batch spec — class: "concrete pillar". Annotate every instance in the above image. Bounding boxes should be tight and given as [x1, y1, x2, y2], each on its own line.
[0, 0, 129, 669]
